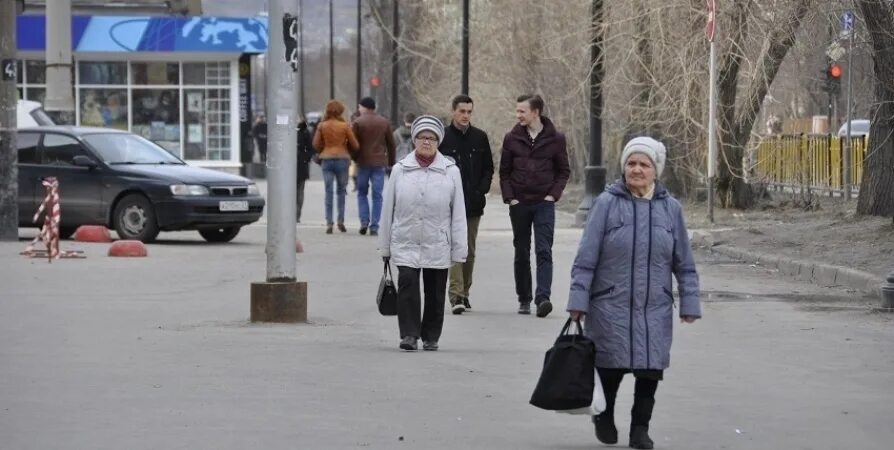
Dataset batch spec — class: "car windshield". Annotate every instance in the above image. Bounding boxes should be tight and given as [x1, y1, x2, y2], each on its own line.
[83, 133, 184, 165]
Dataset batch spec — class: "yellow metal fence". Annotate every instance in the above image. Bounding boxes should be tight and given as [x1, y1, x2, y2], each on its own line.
[755, 135, 868, 192]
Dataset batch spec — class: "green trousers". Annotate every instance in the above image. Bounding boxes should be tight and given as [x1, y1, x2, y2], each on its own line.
[449, 215, 481, 302]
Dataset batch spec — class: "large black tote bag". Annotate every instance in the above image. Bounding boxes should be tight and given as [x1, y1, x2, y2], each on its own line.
[529, 318, 596, 411]
[376, 261, 398, 316]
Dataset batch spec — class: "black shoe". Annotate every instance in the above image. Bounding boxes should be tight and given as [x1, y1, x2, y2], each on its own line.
[337, 223, 347, 233]
[422, 341, 439, 351]
[399, 336, 418, 351]
[451, 300, 465, 315]
[592, 414, 618, 445]
[536, 300, 553, 318]
[359, 226, 368, 235]
[463, 298, 471, 310]
[325, 225, 333, 234]
[369, 230, 378, 236]
[629, 425, 654, 449]
[518, 302, 531, 315]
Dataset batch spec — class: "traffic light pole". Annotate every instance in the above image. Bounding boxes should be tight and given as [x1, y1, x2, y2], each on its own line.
[575, 0, 607, 226]
[0, 0, 18, 241]
[250, 0, 306, 323]
[843, 28, 854, 200]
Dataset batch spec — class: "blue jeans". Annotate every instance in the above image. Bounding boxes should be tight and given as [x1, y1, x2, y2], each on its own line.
[509, 201, 556, 304]
[321, 159, 350, 225]
[357, 166, 386, 231]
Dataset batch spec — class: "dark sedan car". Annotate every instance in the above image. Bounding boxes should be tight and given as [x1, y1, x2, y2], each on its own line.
[17, 126, 265, 243]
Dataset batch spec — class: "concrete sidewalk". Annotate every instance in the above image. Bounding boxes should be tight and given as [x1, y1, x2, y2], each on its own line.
[2, 182, 893, 449]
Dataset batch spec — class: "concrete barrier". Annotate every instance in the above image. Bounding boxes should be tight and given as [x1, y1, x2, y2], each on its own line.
[75, 225, 113, 243]
[108, 240, 148, 257]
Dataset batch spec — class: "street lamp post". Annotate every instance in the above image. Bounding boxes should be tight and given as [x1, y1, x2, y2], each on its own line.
[461, 0, 469, 95]
[575, 0, 607, 226]
[0, 0, 19, 241]
[250, 0, 306, 323]
[356, 0, 362, 107]
[391, 0, 399, 125]
[329, 0, 335, 100]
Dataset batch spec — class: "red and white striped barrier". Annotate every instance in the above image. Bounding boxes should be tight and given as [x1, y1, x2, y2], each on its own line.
[20, 177, 84, 261]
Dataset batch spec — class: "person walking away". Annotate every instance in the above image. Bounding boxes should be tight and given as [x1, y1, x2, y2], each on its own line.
[379, 115, 467, 351]
[393, 112, 416, 162]
[567, 137, 701, 450]
[312, 100, 360, 234]
[251, 115, 268, 163]
[296, 117, 314, 223]
[499, 94, 570, 318]
[352, 97, 397, 236]
[439, 95, 493, 314]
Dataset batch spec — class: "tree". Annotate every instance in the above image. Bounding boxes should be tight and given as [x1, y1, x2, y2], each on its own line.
[855, 0, 894, 218]
[715, 0, 813, 209]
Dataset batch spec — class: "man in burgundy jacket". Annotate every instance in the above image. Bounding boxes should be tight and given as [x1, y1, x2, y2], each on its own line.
[499, 94, 571, 318]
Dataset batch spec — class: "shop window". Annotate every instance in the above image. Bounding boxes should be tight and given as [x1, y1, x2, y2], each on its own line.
[25, 88, 46, 105]
[79, 88, 128, 130]
[183, 62, 230, 86]
[16, 60, 23, 84]
[131, 62, 179, 85]
[78, 61, 127, 85]
[182, 87, 230, 161]
[25, 61, 46, 84]
[132, 88, 181, 157]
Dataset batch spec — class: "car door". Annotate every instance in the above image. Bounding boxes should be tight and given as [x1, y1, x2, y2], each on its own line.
[16, 132, 42, 226]
[36, 133, 104, 226]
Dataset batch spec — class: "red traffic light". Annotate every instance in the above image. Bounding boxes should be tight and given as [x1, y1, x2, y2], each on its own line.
[369, 76, 381, 87]
[829, 64, 843, 79]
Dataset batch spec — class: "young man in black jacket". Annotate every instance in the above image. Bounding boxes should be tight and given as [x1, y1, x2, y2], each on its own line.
[439, 95, 494, 315]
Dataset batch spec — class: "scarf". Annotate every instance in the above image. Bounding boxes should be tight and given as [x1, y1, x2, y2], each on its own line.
[416, 152, 436, 168]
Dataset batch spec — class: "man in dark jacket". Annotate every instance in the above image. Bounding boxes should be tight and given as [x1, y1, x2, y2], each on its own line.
[251, 115, 268, 163]
[439, 95, 494, 315]
[296, 118, 315, 223]
[352, 97, 396, 236]
[499, 94, 570, 318]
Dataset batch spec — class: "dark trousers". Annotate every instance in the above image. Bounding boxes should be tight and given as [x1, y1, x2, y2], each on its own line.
[296, 179, 306, 222]
[597, 368, 659, 428]
[509, 201, 555, 304]
[396, 266, 448, 342]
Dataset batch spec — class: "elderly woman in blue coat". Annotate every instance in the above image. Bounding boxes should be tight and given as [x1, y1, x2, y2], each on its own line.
[567, 137, 701, 450]
[379, 115, 468, 352]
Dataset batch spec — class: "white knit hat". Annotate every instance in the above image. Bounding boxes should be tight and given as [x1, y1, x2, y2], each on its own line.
[411, 115, 445, 144]
[621, 137, 667, 177]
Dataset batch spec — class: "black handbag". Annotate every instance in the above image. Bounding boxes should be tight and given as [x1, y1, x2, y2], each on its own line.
[377, 261, 398, 316]
[529, 318, 596, 411]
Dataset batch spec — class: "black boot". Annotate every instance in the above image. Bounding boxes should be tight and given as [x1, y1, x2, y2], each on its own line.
[629, 396, 655, 449]
[592, 413, 618, 444]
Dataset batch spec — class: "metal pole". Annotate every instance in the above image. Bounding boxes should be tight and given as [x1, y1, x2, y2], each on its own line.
[575, 0, 607, 226]
[0, 0, 19, 241]
[266, 0, 298, 281]
[329, 0, 335, 100]
[391, 0, 399, 125]
[299, 0, 305, 116]
[45, 0, 74, 124]
[843, 26, 854, 200]
[708, 39, 717, 223]
[461, 0, 469, 95]
[356, 0, 362, 106]
[250, 0, 305, 323]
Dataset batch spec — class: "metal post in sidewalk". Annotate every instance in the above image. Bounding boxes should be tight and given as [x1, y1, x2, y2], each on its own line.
[391, 0, 399, 125]
[882, 272, 894, 310]
[0, 0, 19, 241]
[843, 15, 854, 200]
[706, 0, 717, 223]
[45, 0, 74, 124]
[250, 0, 306, 323]
[461, 0, 469, 95]
[329, 0, 335, 100]
[574, 0, 607, 227]
[356, 0, 362, 107]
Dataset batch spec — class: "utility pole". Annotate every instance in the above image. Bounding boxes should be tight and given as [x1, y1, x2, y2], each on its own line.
[250, 0, 306, 323]
[461, 0, 469, 95]
[45, 0, 74, 124]
[575, 0, 607, 226]
[0, 0, 19, 241]
[843, 10, 855, 200]
[356, 0, 362, 107]
[391, 0, 399, 125]
[706, 0, 717, 223]
[299, 0, 305, 116]
[329, 0, 335, 100]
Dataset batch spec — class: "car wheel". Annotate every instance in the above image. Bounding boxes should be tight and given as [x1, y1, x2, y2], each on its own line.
[113, 194, 160, 243]
[59, 226, 77, 240]
[198, 226, 241, 243]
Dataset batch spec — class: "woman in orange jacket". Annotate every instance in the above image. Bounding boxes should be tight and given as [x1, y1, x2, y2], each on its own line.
[313, 100, 360, 234]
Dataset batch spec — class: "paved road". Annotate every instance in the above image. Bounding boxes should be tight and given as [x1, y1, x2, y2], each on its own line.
[2, 181, 892, 449]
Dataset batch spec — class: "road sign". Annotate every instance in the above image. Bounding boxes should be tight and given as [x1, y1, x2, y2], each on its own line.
[840, 11, 854, 39]
[2, 59, 16, 81]
[705, 0, 716, 42]
[826, 40, 845, 61]
[282, 14, 299, 72]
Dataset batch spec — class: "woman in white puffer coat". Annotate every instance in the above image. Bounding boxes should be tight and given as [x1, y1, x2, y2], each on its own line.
[379, 115, 468, 352]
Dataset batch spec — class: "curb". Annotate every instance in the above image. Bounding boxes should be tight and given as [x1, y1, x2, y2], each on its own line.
[703, 243, 884, 298]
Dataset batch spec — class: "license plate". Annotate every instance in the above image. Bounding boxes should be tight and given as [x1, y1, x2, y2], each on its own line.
[219, 200, 249, 212]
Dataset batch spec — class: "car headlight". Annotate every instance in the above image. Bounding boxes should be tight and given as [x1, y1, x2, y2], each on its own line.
[170, 184, 209, 196]
[247, 183, 260, 196]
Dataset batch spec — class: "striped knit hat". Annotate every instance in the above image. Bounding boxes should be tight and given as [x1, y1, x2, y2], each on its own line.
[410, 115, 445, 144]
